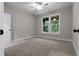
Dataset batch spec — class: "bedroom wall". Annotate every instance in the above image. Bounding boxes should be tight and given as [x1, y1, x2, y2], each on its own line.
[35, 6, 73, 41]
[4, 5, 36, 41]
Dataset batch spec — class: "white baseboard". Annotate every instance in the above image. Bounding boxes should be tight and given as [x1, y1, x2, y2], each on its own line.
[6, 36, 72, 48]
[13, 36, 34, 42]
[36, 36, 72, 42]
[5, 36, 35, 48]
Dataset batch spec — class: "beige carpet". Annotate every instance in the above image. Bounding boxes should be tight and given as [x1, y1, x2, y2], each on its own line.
[5, 38, 75, 56]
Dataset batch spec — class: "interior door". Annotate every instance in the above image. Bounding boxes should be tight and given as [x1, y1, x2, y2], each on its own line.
[73, 3, 79, 56]
[3, 13, 11, 48]
[0, 2, 4, 56]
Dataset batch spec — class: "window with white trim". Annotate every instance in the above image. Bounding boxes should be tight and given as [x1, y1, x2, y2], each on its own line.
[42, 14, 60, 34]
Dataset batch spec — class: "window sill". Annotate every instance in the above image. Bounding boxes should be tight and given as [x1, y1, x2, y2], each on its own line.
[41, 32, 60, 34]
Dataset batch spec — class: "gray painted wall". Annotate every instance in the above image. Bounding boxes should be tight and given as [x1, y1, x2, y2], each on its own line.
[36, 6, 73, 41]
[4, 5, 36, 40]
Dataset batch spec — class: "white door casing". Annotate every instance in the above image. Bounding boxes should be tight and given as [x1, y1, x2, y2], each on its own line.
[73, 3, 79, 56]
[0, 2, 4, 56]
[3, 13, 11, 48]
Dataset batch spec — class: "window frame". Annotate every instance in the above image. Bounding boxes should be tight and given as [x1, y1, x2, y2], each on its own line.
[41, 13, 60, 34]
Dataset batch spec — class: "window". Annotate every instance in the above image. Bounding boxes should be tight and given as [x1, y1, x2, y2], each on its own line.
[43, 17, 49, 32]
[41, 13, 60, 34]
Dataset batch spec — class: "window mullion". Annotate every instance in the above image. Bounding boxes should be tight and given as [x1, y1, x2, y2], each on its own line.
[49, 16, 51, 32]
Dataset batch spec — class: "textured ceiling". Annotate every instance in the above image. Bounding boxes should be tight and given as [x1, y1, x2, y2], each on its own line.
[4, 2, 72, 16]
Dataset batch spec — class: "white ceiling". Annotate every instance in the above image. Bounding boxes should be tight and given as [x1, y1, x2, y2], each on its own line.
[4, 2, 73, 16]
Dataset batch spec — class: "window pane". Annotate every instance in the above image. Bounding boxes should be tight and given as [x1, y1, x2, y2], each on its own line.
[43, 17, 49, 32]
[51, 20, 59, 24]
[43, 26, 48, 32]
[51, 15, 59, 21]
[51, 25, 59, 32]
[51, 15, 59, 32]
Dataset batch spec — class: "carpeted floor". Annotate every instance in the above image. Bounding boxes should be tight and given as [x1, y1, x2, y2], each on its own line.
[5, 38, 76, 56]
